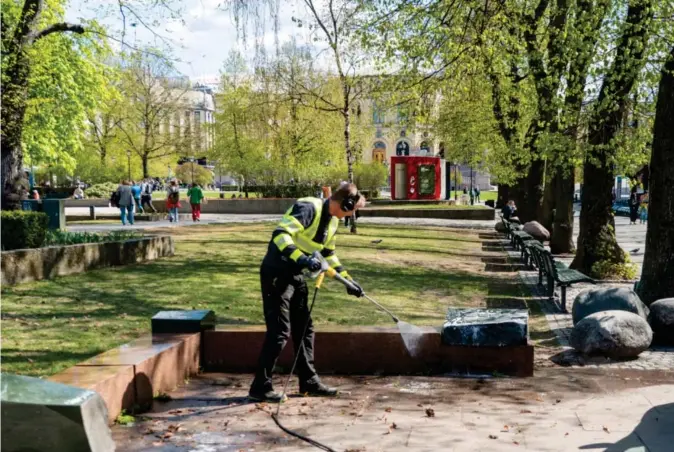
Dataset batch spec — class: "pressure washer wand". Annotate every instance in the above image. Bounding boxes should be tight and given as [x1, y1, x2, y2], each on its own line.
[361, 293, 400, 324]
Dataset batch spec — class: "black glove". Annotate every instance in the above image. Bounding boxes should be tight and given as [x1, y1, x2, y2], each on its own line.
[297, 254, 322, 272]
[346, 279, 364, 298]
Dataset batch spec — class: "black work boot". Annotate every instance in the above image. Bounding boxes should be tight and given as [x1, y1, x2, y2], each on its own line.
[299, 381, 338, 397]
[248, 387, 287, 403]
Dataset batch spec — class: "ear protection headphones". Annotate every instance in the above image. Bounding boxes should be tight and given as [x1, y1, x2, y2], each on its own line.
[341, 192, 361, 212]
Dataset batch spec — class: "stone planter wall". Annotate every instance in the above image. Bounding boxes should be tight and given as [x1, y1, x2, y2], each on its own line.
[1, 236, 174, 286]
[359, 207, 495, 221]
[153, 198, 296, 214]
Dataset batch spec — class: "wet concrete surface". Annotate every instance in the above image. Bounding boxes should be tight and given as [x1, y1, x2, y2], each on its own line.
[112, 368, 674, 451]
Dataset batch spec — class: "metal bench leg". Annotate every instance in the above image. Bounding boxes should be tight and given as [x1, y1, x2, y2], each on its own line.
[560, 286, 568, 313]
[538, 269, 543, 285]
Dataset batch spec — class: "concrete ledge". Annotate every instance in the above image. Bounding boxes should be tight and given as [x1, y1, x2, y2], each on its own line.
[359, 208, 495, 220]
[1, 236, 174, 285]
[203, 326, 533, 377]
[64, 199, 111, 208]
[66, 213, 191, 222]
[49, 333, 200, 423]
[153, 198, 296, 214]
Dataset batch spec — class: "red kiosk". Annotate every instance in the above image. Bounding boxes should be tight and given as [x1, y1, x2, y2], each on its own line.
[390, 156, 447, 200]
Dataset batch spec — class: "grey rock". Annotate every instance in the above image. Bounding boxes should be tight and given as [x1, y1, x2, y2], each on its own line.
[649, 298, 674, 344]
[572, 287, 649, 325]
[495, 221, 507, 233]
[523, 221, 550, 241]
[442, 308, 528, 347]
[511, 222, 524, 231]
[1, 373, 115, 452]
[571, 310, 653, 359]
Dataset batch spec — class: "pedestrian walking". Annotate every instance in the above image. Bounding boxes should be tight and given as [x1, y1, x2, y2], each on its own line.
[187, 183, 204, 222]
[166, 179, 181, 223]
[131, 181, 143, 214]
[115, 180, 136, 225]
[629, 189, 639, 225]
[639, 193, 648, 224]
[140, 178, 157, 213]
[475, 187, 481, 203]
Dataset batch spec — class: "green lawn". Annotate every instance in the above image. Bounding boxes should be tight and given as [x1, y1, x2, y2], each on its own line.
[1, 222, 551, 377]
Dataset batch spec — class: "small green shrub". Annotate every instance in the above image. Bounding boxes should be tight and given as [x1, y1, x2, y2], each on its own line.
[1, 211, 49, 250]
[591, 260, 638, 280]
[84, 182, 119, 199]
[43, 230, 141, 246]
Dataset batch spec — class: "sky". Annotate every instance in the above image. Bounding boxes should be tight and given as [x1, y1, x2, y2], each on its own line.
[65, 0, 317, 83]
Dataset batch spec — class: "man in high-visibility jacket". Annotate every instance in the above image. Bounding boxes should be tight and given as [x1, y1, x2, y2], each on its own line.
[249, 183, 366, 402]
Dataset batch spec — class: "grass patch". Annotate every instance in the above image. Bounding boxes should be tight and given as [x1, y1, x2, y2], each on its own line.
[1, 222, 551, 377]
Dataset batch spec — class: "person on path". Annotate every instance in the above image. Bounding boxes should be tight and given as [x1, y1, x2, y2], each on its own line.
[73, 185, 85, 200]
[249, 183, 366, 402]
[629, 189, 639, 225]
[639, 193, 648, 225]
[187, 183, 204, 222]
[475, 187, 481, 203]
[140, 178, 157, 213]
[115, 181, 136, 225]
[131, 181, 143, 214]
[166, 180, 181, 223]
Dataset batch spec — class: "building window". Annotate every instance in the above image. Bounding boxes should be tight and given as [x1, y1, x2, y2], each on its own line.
[376, 128, 383, 138]
[420, 141, 430, 155]
[396, 141, 410, 156]
[373, 103, 384, 124]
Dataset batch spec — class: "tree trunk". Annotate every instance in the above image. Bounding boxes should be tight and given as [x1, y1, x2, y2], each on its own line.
[518, 159, 545, 223]
[572, 0, 653, 276]
[550, 169, 576, 254]
[142, 154, 149, 178]
[497, 184, 509, 209]
[637, 46, 674, 305]
[541, 164, 556, 231]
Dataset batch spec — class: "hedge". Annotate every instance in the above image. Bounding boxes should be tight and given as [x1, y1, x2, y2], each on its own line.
[1, 211, 49, 251]
[85, 182, 118, 199]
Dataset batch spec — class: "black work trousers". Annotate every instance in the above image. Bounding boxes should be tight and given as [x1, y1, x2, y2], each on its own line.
[251, 265, 318, 391]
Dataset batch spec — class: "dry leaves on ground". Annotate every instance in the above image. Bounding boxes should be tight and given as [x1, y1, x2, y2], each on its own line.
[425, 408, 435, 417]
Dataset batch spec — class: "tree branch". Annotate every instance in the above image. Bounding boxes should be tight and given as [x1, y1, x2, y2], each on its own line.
[32, 23, 85, 42]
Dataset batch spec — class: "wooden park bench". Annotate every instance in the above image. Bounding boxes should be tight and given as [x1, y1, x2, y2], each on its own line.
[536, 247, 594, 312]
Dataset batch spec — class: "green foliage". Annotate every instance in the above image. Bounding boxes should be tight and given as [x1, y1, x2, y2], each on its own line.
[174, 163, 213, 186]
[591, 260, 638, 281]
[115, 410, 136, 425]
[251, 184, 321, 198]
[354, 162, 388, 193]
[0, 211, 49, 250]
[84, 182, 119, 199]
[43, 230, 141, 246]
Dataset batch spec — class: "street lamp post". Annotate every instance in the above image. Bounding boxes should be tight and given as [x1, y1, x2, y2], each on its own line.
[454, 163, 458, 202]
[470, 165, 474, 205]
[126, 150, 132, 181]
[190, 157, 195, 184]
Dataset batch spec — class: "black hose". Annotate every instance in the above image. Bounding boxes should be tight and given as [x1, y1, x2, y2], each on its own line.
[270, 286, 337, 452]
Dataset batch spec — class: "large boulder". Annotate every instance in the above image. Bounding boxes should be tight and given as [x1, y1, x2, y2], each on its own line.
[495, 221, 507, 233]
[523, 221, 550, 241]
[442, 308, 529, 347]
[570, 310, 653, 359]
[648, 298, 674, 344]
[572, 287, 649, 325]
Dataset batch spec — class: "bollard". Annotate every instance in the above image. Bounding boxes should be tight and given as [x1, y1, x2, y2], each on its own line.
[89, 205, 96, 220]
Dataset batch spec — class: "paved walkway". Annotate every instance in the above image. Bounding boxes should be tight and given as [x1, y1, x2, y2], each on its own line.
[113, 371, 674, 451]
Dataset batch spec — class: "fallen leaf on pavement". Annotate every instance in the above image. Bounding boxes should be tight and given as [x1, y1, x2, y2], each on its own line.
[535, 396, 544, 402]
[603, 426, 610, 433]
[513, 441, 520, 445]
[489, 435, 498, 440]
[501, 425, 510, 432]
[142, 428, 155, 435]
[391, 422, 398, 429]
[162, 432, 173, 440]
[520, 409, 532, 414]
[167, 424, 181, 433]
[384, 407, 392, 413]
[168, 409, 182, 415]
[425, 408, 435, 417]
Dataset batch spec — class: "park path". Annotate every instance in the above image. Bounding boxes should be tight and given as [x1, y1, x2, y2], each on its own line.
[112, 370, 674, 451]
